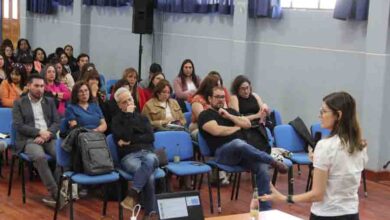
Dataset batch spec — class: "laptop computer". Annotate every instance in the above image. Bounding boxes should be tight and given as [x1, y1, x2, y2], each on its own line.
[156, 191, 204, 220]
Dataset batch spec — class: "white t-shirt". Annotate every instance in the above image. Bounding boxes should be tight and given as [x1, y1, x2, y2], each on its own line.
[311, 135, 368, 217]
[186, 81, 196, 92]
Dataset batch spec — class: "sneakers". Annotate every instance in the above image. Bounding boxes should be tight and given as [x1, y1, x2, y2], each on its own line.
[219, 171, 230, 185]
[271, 160, 289, 174]
[42, 191, 68, 210]
[42, 196, 57, 208]
[120, 189, 139, 210]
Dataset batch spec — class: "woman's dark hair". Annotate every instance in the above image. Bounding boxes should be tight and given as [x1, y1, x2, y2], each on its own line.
[1, 39, 14, 54]
[153, 79, 173, 99]
[83, 68, 101, 88]
[231, 75, 251, 95]
[55, 47, 65, 57]
[147, 72, 165, 90]
[323, 91, 364, 154]
[178, 59, 200, 89]
[7, 63, 27, 88]
[17, 39, 31, 52]
[208, 71, 223, 86]
[194, 74, 220, 100]
[80, 63, 96, 81]
[71, 81, 93, 104]
[111, 79, 130, 95]
[41, 64, 60, 85]
[33, 47, 47, 65]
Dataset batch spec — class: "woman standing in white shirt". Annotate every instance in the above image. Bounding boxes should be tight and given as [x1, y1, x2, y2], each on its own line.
[260, 91, 367, 220]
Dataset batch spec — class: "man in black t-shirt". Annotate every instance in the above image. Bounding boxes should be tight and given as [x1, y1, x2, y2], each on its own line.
[198, 86, 288, 211]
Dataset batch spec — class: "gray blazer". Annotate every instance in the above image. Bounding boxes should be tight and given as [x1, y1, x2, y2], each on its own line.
[12, 95, 60, 153]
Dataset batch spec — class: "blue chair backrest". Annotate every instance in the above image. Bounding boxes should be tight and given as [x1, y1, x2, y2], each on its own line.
[310, 123, 331, 139]
[185, 101, 192, 112]
[153, 131, 193, 161]
[197, 132, 211, 157]
[106, 134, 120, 167]
[272, 109, 282, 126]
[0, 108, 12, 134]
[274, 124, 306, 153]
[266, 127, 274, 147]
[55, 139, 71, 168]
[184, 112, 192, 129]
[106, 79, 118, 94]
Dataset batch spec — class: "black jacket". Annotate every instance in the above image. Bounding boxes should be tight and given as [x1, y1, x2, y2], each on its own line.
[111, 111, 154, 159]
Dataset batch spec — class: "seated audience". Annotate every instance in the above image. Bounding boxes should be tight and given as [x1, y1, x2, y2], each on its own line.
[71, 53, 89, 82]
[15, 38, 33, 61]
[229, 75, 271, 152]
[58, 51, 72, 75]
[1, 42, 15, 74]
[52, 58, 75, 91]
[83, 68, 106, 107]
[111, 87, 158, 218]
[198, 86, 288, 211]
[64, 44, 78, 72]
[173, 59, 201, 111]
[20, 54, 37, 76]
[42, 64, 71, 117]
[260, 92, 368, 220]
[122, 67, 146, 111]
[0, 63, 28, 107]
[207, 71, 230, 105]
[103, 79, 131, 134]
[140, 63, 163, 88]
[13, 74, 66, 207]
[143, 72, 165, 101]
[0, 54, 6, 84]
[142, 79, 185, 131]
[64, 81, 107, 133]
[33, 47, 47, 73]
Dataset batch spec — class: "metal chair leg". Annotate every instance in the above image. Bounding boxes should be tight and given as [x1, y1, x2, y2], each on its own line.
[21, 160, 26, 204]
[362, 170, 368, 197]
[53, 175, 64, 220]
[117, 181, 123, 220]
[306, 165, 313, 192]
[297, 164, 301, 175]
[207, 173, 214, 214]
[235, 173, 241, 200]
[230, 173, 237, 201]
[103, 184, 108, 216]
[216, 169, 221, 213]
[193, 175, 198, 190]
[271, 169, 278, 186]
[288, 166, 294, 195]
[7, 155, 16, 196]
[198, 174, 204, 190]
[69, 179, 74, 220]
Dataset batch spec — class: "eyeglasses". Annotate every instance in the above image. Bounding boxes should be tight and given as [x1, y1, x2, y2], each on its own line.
[319, 108, 332, 115]
[212, 95, 225, 100]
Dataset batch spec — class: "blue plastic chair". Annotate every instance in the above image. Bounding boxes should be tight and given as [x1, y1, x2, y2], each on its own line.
[183, 112, 192, 129]
[310, 123, 331, 139]
[106, 134, 166, 184]
[53, 138, 121, 220]
[153, 131, 213, 213]
[7, 123, 54, 204]
[185, 101, 192, 113]
[0, 108, 12, 176]
[197, 133, 247, 213]
[274, 124, 312, 195]
[272, 109, 283, 126]
[106, 79, 119, 95]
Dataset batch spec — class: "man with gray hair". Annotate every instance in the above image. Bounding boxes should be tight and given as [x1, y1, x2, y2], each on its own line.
[111, 87, 158, 220]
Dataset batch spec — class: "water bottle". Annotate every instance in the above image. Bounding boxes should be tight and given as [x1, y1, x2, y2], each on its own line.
[174, 143, 180, 163]
[249, 187, 259, 220]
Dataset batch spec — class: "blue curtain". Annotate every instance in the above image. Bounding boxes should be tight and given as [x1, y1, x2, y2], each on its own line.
[248, 0, 282, 19]
[155, 0, 234, 15]
[82, 0, 132, 7]
[333, 0, 369, 21]
[27, 0, 55, 14]
[54, 0, 74, 6]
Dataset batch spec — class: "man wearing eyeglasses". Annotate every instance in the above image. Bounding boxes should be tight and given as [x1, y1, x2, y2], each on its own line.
[198, 86, 289, 211]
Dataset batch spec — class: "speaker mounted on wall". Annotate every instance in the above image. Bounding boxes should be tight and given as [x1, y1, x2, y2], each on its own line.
[132, 0, 154, 34]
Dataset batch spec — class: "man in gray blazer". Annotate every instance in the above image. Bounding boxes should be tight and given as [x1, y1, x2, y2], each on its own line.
[13, 73, 65, 207]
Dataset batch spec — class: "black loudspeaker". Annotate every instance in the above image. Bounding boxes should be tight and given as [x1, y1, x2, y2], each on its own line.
[132, 0, 154, 34]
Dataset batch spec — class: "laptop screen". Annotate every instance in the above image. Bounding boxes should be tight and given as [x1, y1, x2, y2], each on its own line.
[156, 191, 204, 220]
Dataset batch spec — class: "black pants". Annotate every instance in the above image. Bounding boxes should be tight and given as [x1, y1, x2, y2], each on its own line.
[310, 213, 359, 220]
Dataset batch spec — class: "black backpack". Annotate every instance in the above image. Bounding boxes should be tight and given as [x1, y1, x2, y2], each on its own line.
[78, 131, 114, 175]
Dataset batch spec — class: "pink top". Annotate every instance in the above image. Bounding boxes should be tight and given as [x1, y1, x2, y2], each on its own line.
[45, 82, 71, 116]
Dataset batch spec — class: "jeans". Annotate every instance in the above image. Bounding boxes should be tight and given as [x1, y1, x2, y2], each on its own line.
[215, 139, 275, 210]
[121, 150, 159, 214]
[24, 139, 59, 198]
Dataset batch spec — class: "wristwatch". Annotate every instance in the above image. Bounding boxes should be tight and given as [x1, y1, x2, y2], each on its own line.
[287, 195, 294, 204]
